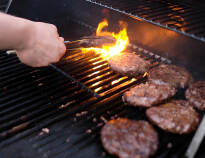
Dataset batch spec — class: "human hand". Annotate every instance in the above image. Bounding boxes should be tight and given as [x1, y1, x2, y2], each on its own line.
[16, 22, 66, 67]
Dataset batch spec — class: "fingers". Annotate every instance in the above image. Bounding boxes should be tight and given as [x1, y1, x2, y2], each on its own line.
[59, 37, 64, 42]
[58, 42, 66, 59]
[16, 22, 67, 67]
[16, 49, 49, 67]
[49, 24, 58, 33]
[49, 38, 66, 64]
[48, 24, 65, 55]
[58, 36, 66, 56]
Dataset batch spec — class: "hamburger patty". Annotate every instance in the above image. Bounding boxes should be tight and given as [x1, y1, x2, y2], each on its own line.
[68, 36, 115, 48]
[185, 81, 205, 111]
[146, 100, 200, 134]
[80, 35, 115, 47]
[122, 82, 176, 107]
[148, 64, 193, 89]
[101, 118, 158, 158]
[108, 52, 150, 77]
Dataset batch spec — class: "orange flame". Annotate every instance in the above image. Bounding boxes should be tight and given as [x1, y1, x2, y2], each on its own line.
[96, 19, 112, 37]
[81, 19, 129, 60]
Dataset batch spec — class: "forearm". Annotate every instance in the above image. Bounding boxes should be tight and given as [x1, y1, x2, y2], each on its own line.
[0, 12, 32, 50]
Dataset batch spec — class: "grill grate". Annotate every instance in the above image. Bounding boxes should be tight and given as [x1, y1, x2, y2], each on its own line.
[1, 0, 204, 157]
[0, 42, 202, 158]
[0, 53, 93, 143]
[55, 44, 170, 98]
[28, 96, 193, 158]
[85, 0, 205, 42]
[0, 18, 204, 158]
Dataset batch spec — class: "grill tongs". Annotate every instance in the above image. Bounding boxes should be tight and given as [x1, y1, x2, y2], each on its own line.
[65, 35, 115, 50]
[6, 35, 115, 54]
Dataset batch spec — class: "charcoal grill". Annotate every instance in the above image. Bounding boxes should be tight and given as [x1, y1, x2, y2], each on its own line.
[0, 0, 205, 158]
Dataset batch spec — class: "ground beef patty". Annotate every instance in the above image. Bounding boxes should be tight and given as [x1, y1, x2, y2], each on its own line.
[69, 36, 115, 48]
[108, 52, 150, 77]
[146, 100, 200, 134]
[101, 118, 158, 158]
[148, 64, 193, 89]
[80, 35, 115, 47]
[122, 82, 176, 107]
[185, 81, 205, 111]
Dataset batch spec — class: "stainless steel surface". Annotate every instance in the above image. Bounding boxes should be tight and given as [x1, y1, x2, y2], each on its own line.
[186, 115, 205, 158]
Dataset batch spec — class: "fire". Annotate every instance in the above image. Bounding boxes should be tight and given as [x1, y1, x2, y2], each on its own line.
[81, 19, 129, 60]
[96, 19, 112, 37]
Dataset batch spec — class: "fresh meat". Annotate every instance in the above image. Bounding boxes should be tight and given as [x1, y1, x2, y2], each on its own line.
[185, 81, 205, 111]
[122, 82, 176, 107]
[101, 118, 158, 158]
[108, 52, 150, 77]
[148, 64, 193, 89]
[146, 100, 200, 134]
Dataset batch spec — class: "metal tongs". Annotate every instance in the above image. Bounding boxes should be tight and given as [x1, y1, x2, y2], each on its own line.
[6, 35, 115, 54]
[64, 35, 115, 50]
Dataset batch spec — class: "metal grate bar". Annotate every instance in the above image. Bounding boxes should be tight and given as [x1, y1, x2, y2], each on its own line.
[33, 98, 124, 157]
[0, 56, 18, 65]
[0, 83, 91, 140]
[0, 74, 66, 117]
[0, 96, 96, 147]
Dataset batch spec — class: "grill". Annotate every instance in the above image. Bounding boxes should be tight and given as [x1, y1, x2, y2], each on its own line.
[1, 0, 205, 158]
